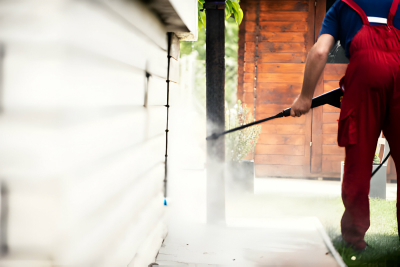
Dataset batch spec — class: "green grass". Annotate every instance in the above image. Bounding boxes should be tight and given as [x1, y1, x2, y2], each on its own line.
[321, 198, 400, 266]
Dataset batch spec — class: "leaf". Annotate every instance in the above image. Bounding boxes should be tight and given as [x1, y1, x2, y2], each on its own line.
[226, 0, 234, 15]
[238, 7, 243, 25]
[231, 1, 241, 24]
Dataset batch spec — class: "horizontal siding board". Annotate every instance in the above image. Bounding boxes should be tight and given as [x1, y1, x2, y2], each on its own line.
[257, 83, 302, 105]
[259, 43, 307, 53]
[322, 155, 344, 162]
[256, 114, 305, 124]
[255, 144, 305, 155]
[258, 134, 305, 145]
[259, 11, 309, 21]
[322, 145, 344, 155]
[324, 64, 347, 80]
[246, 32, 306, 42]
[259, 1, 308, 11]
[260, 124, 305, 135]
[323, 105, 340, 113]
[245, 52, 306, 63]
[259, 21, 308, 32]
[245, 63, 304, 73]
[324, 80, 340, 92]
[4, 45, 166, 108]
[322, 134, 338, 145]
[322, 160, 342, 173]
[255, 154, 305, 165]
[244, 73, 304, 83]
[323, 113, 339, 123]
[256, 103, 292, 114]
[322, 123, 338, 134]
[256, 164, 305, 177]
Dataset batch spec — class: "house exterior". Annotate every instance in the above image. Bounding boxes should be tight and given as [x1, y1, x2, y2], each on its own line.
[0, 0, 197, 266]
[237, 0, 396, 180]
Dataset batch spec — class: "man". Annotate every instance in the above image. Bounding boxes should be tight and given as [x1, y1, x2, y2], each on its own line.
[291, 0, 400, 251]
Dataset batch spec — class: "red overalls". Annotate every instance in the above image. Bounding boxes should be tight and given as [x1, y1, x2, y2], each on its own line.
[338, 0, 400, 250]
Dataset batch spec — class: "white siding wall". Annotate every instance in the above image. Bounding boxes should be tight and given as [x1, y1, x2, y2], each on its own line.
[0, 0, 180, 265]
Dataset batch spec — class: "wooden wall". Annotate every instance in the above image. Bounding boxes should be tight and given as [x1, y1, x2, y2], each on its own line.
[238, 0, 397, 180]
[238, 0, 316, 177]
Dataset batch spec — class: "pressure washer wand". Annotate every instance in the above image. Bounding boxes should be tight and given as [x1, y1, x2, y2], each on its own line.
[206, 87, 343, 140]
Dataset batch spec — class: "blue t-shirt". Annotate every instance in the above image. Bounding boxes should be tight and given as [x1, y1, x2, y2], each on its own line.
[319, 0, 400, 58]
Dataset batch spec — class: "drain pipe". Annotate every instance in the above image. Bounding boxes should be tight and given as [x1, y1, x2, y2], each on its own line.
[205, 0, 226, 224]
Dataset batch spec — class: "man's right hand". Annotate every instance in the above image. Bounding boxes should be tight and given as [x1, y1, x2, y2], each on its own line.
[290, 95, 312, 117]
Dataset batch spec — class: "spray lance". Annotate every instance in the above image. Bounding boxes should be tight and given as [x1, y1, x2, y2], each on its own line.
[206, 88, 390, 178]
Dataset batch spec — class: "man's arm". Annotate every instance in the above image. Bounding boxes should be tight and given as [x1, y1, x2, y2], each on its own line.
[290, 34, 335, 117]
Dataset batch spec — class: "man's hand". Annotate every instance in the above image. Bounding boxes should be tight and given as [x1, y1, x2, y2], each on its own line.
[290, 95, 312, 117]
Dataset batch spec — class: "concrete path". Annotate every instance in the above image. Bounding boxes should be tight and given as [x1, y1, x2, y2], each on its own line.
[157, 218, 339, 266]
[156, 169, 347, 266]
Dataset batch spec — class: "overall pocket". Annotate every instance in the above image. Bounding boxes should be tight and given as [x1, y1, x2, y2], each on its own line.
[337, 108, 357, 147]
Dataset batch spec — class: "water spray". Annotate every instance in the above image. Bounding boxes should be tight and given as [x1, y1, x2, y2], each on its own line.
[206, 87, 390, 178]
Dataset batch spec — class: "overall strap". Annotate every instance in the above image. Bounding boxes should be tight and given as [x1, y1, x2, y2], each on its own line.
[342, 0, 369, 25]
[388, 0, 400, 27]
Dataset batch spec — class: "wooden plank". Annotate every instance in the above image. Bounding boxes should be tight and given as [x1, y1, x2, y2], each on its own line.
[256, 73, 304, 83]
[255, 154, 305, 165]
[256, 114, 306, 124]
[322, 124, 338, 134]
[244, 52, 306, 63]
[255, 144, 305, 155]
[243, 83, 254, 92]
[323, 112, 339, 123]
[260, 124, 305, 134]
[257, 83, 302, 105]
[259, 21, 308, 32]
[322, 160, 342, 173]
[324, 64, 347, 80]
[259, 11, 309, 22]
[245, 10, 257, 21]
[245, 42, 256, 52]
[323, 105, 340, 113]
[258, 134, 305, 145]
[256, 103, 292, 114]
[322, 134, 338, 145]
[255, 164, 305, 177]
[243, 92, 255, 103]
[322, 155, 344, 162]
[245, 21, 257, 32]
[259, 1, 309, 11]
[258, 42, 307, 53]
[246, 32, 306, 42]
[322, 145, 344, 155]
[252, 63, 304, 73]
[244, 72, 255, 83]
[324, 80, 340, 92]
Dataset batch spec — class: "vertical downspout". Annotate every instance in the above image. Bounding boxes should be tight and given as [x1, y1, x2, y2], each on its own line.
[164, 33, 172, 205]
[205, 0, 226, 224]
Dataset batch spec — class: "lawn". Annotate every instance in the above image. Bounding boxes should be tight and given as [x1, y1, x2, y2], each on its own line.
[320, 198, 400, 266]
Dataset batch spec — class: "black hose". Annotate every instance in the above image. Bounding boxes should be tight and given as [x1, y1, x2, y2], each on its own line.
[371, 152, 391, 178]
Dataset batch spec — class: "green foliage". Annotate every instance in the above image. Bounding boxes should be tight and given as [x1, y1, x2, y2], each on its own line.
[225, 100, 261, 161]
[198, 0, 243, 29]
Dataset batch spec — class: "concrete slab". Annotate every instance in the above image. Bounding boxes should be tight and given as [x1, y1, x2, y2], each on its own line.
[156, 218, 340, 266]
